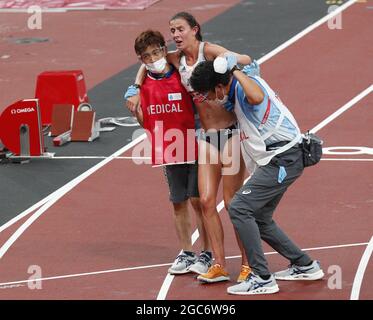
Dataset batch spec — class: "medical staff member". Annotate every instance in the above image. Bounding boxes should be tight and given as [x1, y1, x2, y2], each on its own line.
[190, 58, 324, 295]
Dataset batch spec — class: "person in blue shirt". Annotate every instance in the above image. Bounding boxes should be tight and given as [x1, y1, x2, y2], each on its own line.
[190, 58, 324, 295]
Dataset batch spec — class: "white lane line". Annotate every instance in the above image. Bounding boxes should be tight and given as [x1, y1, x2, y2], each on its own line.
[321, 158, 373, 162]
[0, 261, 173, 288]
[225, 242, 370, 260]
[0, 241, 367, 289]
[350, 236, 373, 300]
[0, 201, 44, 234]
[311, 84, 373, 134]
[0, 134, 146, 259]
[0, 133, 147, 234]
[156, 200, 226, 300]
[258, 0, 357, 64]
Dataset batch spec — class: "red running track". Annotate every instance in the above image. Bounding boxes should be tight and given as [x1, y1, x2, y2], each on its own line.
[0, 1, 372, 300]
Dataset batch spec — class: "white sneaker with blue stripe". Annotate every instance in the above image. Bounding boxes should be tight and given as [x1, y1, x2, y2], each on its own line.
[188, 251, 212, 275]
[227, 273, 279, 295]
[274, 260, 324, 281]
[168, 252, 197, 275]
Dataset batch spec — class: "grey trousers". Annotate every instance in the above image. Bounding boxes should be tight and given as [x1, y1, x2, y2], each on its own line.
[228, 145, 312, 276]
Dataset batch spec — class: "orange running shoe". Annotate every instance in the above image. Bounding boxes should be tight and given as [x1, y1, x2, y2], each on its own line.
[197, 264, 230, 283]
[237, 265, 252, 283]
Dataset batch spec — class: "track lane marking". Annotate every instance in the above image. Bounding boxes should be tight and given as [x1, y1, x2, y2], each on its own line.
[311, 84, 373, 134]
[258, 0, 357, 64]
[0, 134, 146, 259]
[156, 201, 226, 300]
[321, 158, 373, 161]
[350, 236, 373, 300]
[0, 241, 367, 289]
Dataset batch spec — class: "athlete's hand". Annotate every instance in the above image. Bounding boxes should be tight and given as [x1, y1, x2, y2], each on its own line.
[242, 60, 261, 77]
[223, 52, 238, 71]
[214, 52, 238, 74]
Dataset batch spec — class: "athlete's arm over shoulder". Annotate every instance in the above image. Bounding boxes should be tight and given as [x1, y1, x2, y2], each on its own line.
[203, 42, 252, 65]
[166, 50, 182, 69]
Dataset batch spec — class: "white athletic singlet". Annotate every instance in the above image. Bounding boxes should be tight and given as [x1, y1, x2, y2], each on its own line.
[179, 42, 206, 93]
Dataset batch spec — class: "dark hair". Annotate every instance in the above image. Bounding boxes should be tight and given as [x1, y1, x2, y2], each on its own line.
[190, 61, 231, 93]
[170, 12, 203, 41]
[134, 30, 166, 55]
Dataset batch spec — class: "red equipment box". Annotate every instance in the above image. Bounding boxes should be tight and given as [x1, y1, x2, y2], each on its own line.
[35, 70, 89, 125]
[0, 99, 44, 156]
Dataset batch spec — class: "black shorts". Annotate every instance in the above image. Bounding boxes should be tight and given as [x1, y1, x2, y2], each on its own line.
[163, 162, 199, 204]
[199, 123, 238, 152]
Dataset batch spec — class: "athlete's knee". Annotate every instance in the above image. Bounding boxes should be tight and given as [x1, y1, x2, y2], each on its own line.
[199, 194, 217, 216]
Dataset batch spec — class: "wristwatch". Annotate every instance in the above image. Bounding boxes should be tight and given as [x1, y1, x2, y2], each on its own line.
[231, 65, 240, 73]
[133, 84, 141, 89]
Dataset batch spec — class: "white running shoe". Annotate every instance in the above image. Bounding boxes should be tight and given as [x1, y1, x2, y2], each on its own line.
[227, 273, 279, 295]
[168, 252, 197, 275]
[188, 251, 212, 275]
[274, 260, 324, 281]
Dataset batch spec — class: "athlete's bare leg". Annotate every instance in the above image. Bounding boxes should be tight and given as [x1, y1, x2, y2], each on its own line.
[198, 139, 226, 267]
[189, 197, 211, 252]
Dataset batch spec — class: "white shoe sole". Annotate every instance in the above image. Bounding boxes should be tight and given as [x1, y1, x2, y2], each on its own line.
[275, 270, 324, 281]
[168, 268, 192, 275]
[197, 275, 230, 283]
[188, 266, 209, 275]
[227, 284, 280, 295]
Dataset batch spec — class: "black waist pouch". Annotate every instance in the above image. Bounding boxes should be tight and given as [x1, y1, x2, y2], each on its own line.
[302, 131, 323, 167]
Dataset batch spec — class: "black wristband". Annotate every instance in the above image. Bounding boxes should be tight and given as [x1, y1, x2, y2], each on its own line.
[231, 65, 240, 73]
[133, 84, 141, 89]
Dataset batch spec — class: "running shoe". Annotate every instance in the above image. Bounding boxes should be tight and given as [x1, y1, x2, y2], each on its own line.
[274, 260, 324, 281]
[189, 251, 212, 275]
[237, 265, 252, 283]
[197, 263, 230, 283]
[227, 273, 279, 295]
[168, 252, 197, 275]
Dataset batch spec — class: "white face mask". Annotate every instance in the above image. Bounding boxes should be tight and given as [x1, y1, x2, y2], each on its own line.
[145, 57, 167, 74]
[214, 87, 228, 105]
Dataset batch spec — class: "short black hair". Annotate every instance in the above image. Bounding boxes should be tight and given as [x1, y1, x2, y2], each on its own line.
[190, 61, 231, 93]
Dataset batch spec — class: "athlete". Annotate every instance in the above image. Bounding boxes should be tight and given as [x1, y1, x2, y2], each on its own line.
[190, 58, 324, 295]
